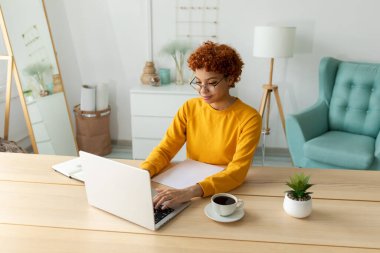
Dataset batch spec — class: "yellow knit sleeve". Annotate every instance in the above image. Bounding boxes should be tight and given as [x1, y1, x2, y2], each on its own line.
[140, 102, 188, 176]
[198, 112, 262, 196]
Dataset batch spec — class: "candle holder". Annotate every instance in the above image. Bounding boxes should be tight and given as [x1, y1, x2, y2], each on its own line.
[140, 61, 158, 85]
[159, 68, 171, 85]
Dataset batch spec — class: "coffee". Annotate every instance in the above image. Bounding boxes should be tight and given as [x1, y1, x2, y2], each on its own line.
[213, 196, 236, 205]
[211, 193, 244, 216]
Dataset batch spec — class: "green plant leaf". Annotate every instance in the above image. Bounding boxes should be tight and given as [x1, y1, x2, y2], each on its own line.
[23, 62, 50, 76]
[285, 172, 314, 199]
[160, 40, 192, 56]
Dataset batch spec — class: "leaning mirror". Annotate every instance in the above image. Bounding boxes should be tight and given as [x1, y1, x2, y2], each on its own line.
[0, 0, 77, 155]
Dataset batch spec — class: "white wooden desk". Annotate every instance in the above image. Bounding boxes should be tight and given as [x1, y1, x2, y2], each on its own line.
[1, 153, 379, 252]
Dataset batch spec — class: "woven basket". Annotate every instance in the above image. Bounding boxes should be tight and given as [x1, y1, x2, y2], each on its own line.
[74, 105, 112, 156]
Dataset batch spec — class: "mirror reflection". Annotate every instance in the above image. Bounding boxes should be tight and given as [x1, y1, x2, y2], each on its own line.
[0, 0, 77, 155]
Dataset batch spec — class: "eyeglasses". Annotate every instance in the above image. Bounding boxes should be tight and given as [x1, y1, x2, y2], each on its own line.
[189, 76, 225, 92]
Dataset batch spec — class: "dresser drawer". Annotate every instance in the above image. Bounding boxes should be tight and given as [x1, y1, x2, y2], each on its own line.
[130, 93, 194, 117]
[130, 85, 195, 162]
[27, 102, 43, 124]
[131, 116, 173, 138]
[32, 122, 50, 142]
[36, 141, 55, 154]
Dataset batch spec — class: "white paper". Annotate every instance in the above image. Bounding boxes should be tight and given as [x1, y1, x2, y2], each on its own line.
[52, 157, 84, 182]
[152, 159, 224, 189]
[96, 83, 109, 111]
[80, 85, 96, 111]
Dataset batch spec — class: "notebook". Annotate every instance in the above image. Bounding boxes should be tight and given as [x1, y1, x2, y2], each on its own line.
[52, 157, 84, 182]
[152, 159, 224, 189]
[79, 151, 190, 230]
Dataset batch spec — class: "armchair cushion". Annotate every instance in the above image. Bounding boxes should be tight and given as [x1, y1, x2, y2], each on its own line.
[304, 131, 375, 169]
[329, 62, 380, 137]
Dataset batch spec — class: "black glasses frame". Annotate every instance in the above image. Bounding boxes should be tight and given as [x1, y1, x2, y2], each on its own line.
[189, 76, 225, 91]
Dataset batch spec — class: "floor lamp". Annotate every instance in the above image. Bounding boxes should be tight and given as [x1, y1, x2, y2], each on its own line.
[253, 26, 296, 164]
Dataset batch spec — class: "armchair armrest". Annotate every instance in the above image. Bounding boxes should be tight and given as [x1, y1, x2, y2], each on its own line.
[285, 100, 329, 166]
[370, 131, 380, 170]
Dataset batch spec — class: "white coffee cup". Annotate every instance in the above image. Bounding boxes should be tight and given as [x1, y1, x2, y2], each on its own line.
[211, 193, 244, 217]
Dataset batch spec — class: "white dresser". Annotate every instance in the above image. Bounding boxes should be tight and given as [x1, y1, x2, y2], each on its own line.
[130, 84, 197, 161]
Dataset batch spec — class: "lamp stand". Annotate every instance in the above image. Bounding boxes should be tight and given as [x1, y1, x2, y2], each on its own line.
[258, 58, 286, 165]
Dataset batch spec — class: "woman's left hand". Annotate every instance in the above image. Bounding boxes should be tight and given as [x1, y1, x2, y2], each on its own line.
[153, 184, 203, 209]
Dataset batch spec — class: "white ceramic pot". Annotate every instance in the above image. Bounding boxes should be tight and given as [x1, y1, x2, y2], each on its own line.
[283, 193, 312, 218]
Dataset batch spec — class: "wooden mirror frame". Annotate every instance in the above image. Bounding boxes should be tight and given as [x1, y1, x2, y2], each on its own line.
[0, 0, 77, 154]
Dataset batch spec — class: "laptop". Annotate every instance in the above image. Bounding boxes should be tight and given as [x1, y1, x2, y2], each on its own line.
[79, 151, 190, 230]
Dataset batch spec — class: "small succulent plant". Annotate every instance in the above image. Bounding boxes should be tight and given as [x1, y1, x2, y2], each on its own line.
[285, 173, 313, 201]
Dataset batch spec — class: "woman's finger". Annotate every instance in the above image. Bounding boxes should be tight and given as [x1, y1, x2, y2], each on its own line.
[154, 193, 173, 209]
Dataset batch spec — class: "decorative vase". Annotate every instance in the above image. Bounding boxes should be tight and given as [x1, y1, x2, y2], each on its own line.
[175, 65, 185, 85]
[53, 74, 64, 93]
[283, 193, 312, 218]
[46, 82, 54, 95]
[159, 68, 171, 85]
[140, 61, 158, 85]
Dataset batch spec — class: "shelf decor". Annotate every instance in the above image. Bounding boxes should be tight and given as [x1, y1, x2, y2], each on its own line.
[23, 62, 52, 96]
[160, 40, 192, 85]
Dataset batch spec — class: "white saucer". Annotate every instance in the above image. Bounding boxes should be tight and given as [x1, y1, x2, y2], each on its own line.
[204, 203, 245, 223]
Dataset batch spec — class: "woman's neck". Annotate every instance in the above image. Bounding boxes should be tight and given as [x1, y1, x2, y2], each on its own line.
[210, 96, 237, 111]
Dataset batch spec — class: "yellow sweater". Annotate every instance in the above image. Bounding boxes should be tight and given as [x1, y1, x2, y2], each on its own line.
[140, 97, 262, 196]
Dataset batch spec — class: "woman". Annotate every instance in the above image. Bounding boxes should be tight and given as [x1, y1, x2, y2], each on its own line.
[140, 41, 262, 209]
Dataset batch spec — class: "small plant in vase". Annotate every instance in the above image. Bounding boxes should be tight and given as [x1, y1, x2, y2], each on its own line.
[23, 62, 52, 96]
[283, 172, 313, 218]
[160, 40, 192, 85]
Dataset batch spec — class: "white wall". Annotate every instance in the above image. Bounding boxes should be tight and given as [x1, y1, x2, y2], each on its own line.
[44, 0, 82, 121]
[47, 0, 147, 141]
[152, 0, 380, 147]
[2, 0, 379, 148]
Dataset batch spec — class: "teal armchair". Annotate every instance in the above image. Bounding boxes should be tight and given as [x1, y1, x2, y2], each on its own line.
[286, 57, 380, 170]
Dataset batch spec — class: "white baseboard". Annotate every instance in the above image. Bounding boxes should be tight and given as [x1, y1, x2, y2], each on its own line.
[111, 139, 132, 148]
[254, 147, 290, 157]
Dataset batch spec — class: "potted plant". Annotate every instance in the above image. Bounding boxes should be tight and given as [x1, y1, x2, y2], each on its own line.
[160, 40, 192, 85]
[283, 172, 313, 218]
[23, 62, 52, 96]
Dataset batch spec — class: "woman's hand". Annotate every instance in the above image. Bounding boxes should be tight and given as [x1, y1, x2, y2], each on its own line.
[153, 184, 203, 209]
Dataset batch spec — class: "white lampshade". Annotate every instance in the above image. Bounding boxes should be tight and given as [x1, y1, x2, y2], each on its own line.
[253, 26, 296, 58]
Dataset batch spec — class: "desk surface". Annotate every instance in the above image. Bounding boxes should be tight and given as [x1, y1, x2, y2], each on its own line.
[1, 153, 379, 253]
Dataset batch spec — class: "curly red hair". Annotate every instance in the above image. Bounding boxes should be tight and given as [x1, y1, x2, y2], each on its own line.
[187, 41, 244, 84]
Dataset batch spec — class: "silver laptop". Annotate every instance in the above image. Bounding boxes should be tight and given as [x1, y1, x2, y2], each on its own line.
[79, 151, 190, 230]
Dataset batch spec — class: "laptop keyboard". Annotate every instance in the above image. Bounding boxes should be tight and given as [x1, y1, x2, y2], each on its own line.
[154, 207, 175, 224]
